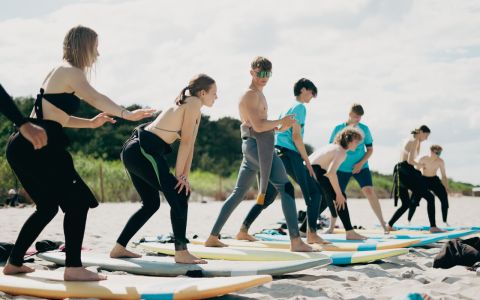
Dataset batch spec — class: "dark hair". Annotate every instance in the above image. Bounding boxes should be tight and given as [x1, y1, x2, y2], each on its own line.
[411, 125, 431, 135]
[294, 78, 317, 97]
[334, 127, 363, 149]
[350, 103, 364, 116]
[175, 74, 215, 106]
[251, 56, 272, 71]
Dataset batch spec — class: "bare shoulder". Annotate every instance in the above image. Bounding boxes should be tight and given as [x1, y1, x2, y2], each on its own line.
[184, 96, 202, 108]
[182, 97, 202, 117]
[240, 89, 259, 104]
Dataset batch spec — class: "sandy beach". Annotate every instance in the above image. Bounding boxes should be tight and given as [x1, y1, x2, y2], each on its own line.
[1, 197, 479, 300]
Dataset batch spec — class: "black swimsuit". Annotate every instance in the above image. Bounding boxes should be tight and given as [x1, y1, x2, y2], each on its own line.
[116, 123, 190, 251]
[6, 88, 97, 267]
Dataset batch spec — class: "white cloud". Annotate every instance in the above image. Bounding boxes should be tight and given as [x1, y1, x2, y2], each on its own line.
[1, 0, 479, 184]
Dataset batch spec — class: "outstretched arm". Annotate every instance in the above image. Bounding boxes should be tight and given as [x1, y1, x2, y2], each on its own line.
[326, 150, 347, 210]
[439, 161, 449, 190]
[67, 68, 155, 121]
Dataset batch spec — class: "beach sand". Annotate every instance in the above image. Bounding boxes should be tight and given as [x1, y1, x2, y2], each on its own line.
[1, 197, 479, 299]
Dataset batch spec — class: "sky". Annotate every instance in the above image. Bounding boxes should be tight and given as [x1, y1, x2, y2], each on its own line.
[1, 0, 479, 185]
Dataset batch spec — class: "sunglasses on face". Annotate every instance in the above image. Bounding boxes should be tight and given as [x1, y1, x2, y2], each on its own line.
[434, 151, 442, 156]
[256, 70, 272, 78]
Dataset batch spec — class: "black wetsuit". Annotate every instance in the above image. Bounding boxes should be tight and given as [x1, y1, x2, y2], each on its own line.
[116, 123, 189, 251]
[6, 88, 98, 267]
[388, 161, 436, 227]
[308, 165, 353, 231]
[409, 175, 449, 223]
[0, 84, 28, 127]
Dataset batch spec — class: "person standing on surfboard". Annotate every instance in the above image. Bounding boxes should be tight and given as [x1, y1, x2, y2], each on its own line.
[3, 25, 154, 281]
[387, 125, 445, 233]
[205, 56, 314, 252]
[322, 104, 389, 234]
[237, 78, 329, 245]
[110, 74, 218, 264]
[308, 127, 368, 240]
[408, 144, 450, 226]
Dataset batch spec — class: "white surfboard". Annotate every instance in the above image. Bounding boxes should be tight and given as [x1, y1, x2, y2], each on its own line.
[38, 251, 330, 277]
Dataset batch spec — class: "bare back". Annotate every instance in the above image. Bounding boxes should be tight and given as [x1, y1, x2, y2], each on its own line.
[309, 144, 346, 172]
[35, 66, 78, 126]
[146, 97, 201, 144]
[400, 138, 420, 162]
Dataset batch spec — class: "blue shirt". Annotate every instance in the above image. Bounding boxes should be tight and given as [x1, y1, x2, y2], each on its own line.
[275, 102, 306, 153]
[329, 122, 373, 172]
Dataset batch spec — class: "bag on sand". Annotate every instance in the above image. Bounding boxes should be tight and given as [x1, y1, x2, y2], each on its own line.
[433, 237, 480, 269]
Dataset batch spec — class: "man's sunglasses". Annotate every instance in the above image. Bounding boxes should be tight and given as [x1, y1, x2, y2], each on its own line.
[256, 70, 272, 78]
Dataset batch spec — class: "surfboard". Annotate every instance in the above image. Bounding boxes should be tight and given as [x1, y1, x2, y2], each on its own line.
[38, 251, 329, 277]
[255, 229, 479, 243]
[330, 228, 480, 239]
[0, 268, 271, 300]
[190, 238, 419, 251]
[386, 224, 480, 232]
[138, 243, 408, 265]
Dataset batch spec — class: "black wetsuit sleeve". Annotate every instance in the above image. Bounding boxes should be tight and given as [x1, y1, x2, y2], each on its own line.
[0, 84, 28, 127]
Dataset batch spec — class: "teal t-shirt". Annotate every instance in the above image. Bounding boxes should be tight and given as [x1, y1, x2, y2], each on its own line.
[329, 122, 373, 172]
[275, 102, 306, 152]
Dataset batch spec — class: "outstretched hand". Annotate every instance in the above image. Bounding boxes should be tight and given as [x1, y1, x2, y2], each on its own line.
[90, 113, 116, 128]
[123, 108, 156, 121]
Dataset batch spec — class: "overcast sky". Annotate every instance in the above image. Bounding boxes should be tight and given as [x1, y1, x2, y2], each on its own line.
[1, 0, 479, 184]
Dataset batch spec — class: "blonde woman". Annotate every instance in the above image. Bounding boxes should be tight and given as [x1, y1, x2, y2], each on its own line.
[3, 25, 154, 281]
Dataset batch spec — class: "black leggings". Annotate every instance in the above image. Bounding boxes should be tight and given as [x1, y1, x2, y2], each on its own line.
[409, 176, 449, 223]
[388, 162, 436, 227]
[6, 120, 96, 267]
[307, 165, 353, 231]
[117, 129, 189, 251]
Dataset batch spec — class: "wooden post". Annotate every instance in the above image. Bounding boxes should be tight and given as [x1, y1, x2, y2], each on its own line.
[99, 163, 105, 202]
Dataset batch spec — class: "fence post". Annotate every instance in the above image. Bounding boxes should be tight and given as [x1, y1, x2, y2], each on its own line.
[99, 162, 105, 202]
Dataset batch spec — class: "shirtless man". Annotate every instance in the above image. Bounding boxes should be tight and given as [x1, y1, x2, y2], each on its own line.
[309, 127, 368, 240]
[408, 145, 450, 225]
[205, 56, 314, 252]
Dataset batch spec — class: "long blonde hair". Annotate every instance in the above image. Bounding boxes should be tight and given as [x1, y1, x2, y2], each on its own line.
[63, 25, 98, 72]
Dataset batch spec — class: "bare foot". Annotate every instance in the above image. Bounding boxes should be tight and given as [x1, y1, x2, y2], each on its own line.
[380, 222, 390, 234]
[204, 235, 228, 247]
[110, 243, 142, 258]
[324, 228, 334, 234]
[386, 225, 396, 232]
[430, 227, 447, 233]
[175, 250, 207, 264]
[290, 237, 317, 252]
[64, 267, 107, 281]
[306, 232, 331, 244]
[346, 230, 368, 240]
[3, 263, 35, 275]
[236, 231, 258, 241]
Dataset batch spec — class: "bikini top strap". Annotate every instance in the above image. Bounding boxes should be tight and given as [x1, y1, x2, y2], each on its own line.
[34, 88, 45, 119]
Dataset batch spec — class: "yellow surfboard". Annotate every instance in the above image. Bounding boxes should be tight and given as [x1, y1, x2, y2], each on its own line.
[191, 238, 419, 251]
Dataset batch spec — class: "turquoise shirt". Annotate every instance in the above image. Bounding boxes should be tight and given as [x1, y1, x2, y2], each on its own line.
[275, 102, 306, 153]
[329, 122, 373, 172]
